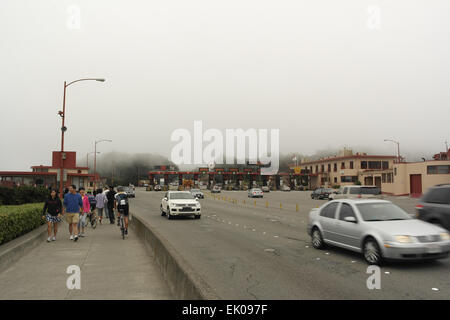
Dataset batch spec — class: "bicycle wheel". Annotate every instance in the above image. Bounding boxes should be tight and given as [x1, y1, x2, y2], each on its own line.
[91, 213, 97, 229]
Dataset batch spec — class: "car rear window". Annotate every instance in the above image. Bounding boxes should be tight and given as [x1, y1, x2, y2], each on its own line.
[423, 188, 450, 205]
[356, 202, 411, 221]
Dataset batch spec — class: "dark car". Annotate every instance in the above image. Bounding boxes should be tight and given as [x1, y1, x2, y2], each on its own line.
[416, 184, 450, 231]
[311, 188, 334, 200]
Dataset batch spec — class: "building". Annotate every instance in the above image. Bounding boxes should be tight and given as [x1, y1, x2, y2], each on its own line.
[382, 150, 450, 197]
[290, 149, 397, 189]
[0, 151, 97, 190]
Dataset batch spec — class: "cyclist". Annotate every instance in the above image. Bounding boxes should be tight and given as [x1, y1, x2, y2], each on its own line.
[114, 186, 129, 235]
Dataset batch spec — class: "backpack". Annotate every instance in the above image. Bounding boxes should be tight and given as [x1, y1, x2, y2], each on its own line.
[116, 193, 128, 207]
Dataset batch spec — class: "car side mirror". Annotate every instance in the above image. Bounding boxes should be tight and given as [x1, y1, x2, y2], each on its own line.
[344, 216, 357, 223]
[163, 197, 168, 201]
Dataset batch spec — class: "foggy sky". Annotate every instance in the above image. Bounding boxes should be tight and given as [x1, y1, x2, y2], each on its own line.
[1, 0, 449, 171]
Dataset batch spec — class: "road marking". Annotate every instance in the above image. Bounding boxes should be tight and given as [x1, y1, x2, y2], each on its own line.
[305, 245, 309, 248]
[432, 288, 439, 291]
[264, 249, 275, 252]
[384, 271, 390, 274]
[316, 258, 320, 260]
[274, 235, 279, 238]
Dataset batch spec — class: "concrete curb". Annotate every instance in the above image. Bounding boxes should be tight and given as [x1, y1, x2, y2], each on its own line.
[131, 213, 220, 300]
[0, 224, 47, 272]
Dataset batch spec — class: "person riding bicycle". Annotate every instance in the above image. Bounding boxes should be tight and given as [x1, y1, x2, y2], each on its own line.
[114, 186, 130, 235]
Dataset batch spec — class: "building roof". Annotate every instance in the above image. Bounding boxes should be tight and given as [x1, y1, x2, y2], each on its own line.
[0, 171, 56, 176]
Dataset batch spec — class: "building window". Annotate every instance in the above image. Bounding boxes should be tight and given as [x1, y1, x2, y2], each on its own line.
[333, 163, 337, 172]
[341, 162, 345, 169]
[350, 161, 354, 169]
[427, 165, 450, 174]
[382, 161, 389, 170]
[368, 161, 381, 170]
[394, 168, 397, 175]
[334, 177, 337, 183]
[382, 173, 386, 183]
[321, 164, 325, 172]
[387, 173, 393, 183]
[328, 164, 331, 172]
[341, 176, 357, 183]
[315, 165, 318, 173]
[361, 161, 367, 169]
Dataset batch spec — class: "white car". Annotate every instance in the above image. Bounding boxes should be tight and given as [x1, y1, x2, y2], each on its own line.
[328, 185, 382, 201]
[160, 191, 201, 219]
[248, 188, 263, 198]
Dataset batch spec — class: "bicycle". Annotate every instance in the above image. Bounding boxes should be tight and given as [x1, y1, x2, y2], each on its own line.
[87, 209, 98, 229]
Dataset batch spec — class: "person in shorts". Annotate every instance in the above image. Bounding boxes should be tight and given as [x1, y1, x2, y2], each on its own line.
[115, 186, 129, 234]
[94, 188, 107, 224]
[63, 185, 83, 242]
[42, 189, 62, 242]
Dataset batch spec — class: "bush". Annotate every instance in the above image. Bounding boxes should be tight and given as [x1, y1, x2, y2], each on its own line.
[0, 185, 50, 205]
[0, 203, 45, 245]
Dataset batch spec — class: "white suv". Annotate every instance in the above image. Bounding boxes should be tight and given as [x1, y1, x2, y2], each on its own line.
[328, 185, 382, 201]
[160, 191, 201, 220]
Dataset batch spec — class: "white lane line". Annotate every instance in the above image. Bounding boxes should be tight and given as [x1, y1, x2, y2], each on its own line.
[432, 288, 439, 291]
[274, 235, 279, 238]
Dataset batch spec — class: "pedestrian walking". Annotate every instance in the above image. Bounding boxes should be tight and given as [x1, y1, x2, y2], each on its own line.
[106, 186, 116, 224]
[78, 188, 90, 237]
[95, 188, 107, 224]
[42, 189, 62, 242]
[63, 185, 83, 242]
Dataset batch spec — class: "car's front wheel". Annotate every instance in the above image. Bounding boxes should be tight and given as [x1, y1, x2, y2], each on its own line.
[363, 238, 382, 265]
[194, 215, 201, 219]
[311, 227, 325, 249]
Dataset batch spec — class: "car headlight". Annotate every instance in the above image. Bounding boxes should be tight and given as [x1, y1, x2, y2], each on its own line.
[441, 233, 450, 241]
[394, 235, 413, 243]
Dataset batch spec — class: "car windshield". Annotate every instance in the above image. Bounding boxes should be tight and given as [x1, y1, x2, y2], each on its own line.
[253, 189, 262, 192]
[356, 202, 411, 221]
[170, 192, 195, 200]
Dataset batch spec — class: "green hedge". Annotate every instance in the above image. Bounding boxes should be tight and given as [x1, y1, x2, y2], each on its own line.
[0, 203, 45, 245]
[0, 185, 50, 205]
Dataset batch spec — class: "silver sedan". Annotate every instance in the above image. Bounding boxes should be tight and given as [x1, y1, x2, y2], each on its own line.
[307, 199, 450, 265]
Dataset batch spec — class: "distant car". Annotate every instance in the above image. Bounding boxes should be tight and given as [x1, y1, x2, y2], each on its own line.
[160, 191, 201, 219]
[190, 189, 204, 199]
[311, 188, 334, 200]
[261, 186, 270, 193]
[143, 183, 149, 187]
[416, 184, 450, 231]
[154, 185, 162, 191]
[123, 186, 135, 198]
[281, 185, 291, 192]
[211, 185, 221, 193]
[248, 188, 263, 198]
[307, 199, 450, 265]
[328, 185, 382, 200]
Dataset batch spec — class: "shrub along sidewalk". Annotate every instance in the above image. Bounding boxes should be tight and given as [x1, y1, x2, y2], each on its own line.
[0, 185, 49, 205]
[0, 203, 45, 245]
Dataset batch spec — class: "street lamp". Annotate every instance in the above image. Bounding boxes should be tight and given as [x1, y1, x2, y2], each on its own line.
[86, 151, 100, 167]
[384, 139, 401, 162]
[58, 78, 105, 197]
[94, 139, 112, 190]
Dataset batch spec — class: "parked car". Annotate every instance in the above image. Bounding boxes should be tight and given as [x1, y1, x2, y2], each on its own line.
[261, 186, 270, 193]
[160, 191, 201, 219]
[248, 188, 263, 198]
[416, 184, 450, 230]
[154, 185, 162, 191]
[328, 185, 382, 200]
[281, 185, 291, 192]
[190, 188, 204, 199]
[211, 185, 221, 193]
[311, 188, 334, 200]
[232, 185, 241, 191]
[307, 199, 450, 265]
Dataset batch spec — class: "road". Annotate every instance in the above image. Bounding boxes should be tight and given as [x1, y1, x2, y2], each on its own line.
[131, 188, 450, 299]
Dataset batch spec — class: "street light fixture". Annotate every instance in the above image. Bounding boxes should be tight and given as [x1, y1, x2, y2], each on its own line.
[384, 139, 401, 163]
[58, 78, 105, 197]
[94, 139, 112, 190]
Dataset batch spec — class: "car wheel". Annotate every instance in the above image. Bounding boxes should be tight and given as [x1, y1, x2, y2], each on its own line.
[311, 228, 325, 249]
[195, 215, 201, 219]
[363, 238, 382, 265]
[160, 205, 166, 216]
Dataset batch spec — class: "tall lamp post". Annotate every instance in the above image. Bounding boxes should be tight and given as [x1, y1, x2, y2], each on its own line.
[86, 151, 100, 167]
[58, 78, 105, 197]
[94, 139, 112, 190]
[384, 139, 401, 162]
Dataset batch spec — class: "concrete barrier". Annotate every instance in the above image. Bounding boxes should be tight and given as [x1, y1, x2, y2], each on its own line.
[131, 213, 220, 300]
[0, 225, 47, 272]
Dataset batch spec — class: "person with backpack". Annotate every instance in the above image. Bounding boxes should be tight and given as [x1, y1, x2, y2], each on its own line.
[94, 188, 107, 224]
[114, 186, 129, 235]
[106, 186, 116, 224]
[42, 189, 62, 242]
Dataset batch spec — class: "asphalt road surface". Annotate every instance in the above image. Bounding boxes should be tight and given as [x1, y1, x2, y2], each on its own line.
[131, 188, 449, 300]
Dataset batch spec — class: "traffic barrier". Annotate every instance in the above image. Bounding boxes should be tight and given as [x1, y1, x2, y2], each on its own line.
[280, 203, 282, 209]
[131, 213, 219, 300]
[296, 204, 299, 212]
[265, 201, 268, 208]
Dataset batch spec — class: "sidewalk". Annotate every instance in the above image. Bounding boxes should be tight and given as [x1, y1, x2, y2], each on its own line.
[0, 217, 172, 299]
